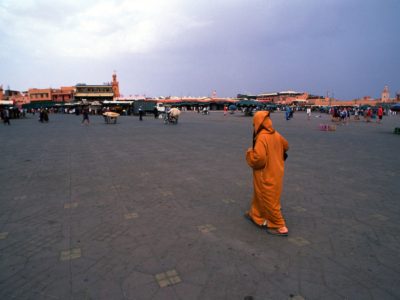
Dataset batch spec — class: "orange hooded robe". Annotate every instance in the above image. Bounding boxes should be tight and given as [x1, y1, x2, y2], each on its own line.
[246, 111, 289, 229]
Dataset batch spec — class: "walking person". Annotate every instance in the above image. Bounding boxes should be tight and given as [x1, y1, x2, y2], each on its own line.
[43, 109, 49, 122]
[244, 111, 289, 236]
[285, 106, 291, 120]
[366, 108, 372, 122]
[377, 106, 383, 124]
[341, 108, 348, 125]
[306, 107, 311, 120]
[153, 106, 159, 119]
[138, 106, 144, 121]
[2, 109, 10, 125]
[354, 108, 360, 120]
[82, 109, 90, 125]
[39, 108, 44, 122]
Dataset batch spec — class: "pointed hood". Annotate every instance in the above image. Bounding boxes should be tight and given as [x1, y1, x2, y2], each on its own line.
[252, 111, 275, 148]
[253, 111, 275, 134]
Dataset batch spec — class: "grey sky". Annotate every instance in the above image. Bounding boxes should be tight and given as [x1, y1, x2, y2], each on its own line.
[0, 0, 399, 99]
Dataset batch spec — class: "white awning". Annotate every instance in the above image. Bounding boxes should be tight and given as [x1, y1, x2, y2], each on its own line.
[0, 100, 13, 105]
[75, 93, 114, 97]
[103, 100, 134, 105]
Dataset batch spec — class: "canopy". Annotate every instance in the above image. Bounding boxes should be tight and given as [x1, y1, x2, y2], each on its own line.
[22, 101, 58, 109]
[236, 99, 262, 107]
[390, 103, 400, 112]
[103, 100, 133, 105]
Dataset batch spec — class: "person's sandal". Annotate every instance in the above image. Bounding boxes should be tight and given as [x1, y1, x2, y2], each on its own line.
[266, 227, 289, 236]
[243, 212, 266, 229]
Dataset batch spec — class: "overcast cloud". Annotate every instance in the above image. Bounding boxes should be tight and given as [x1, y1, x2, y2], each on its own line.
[0, 0, 399, 99]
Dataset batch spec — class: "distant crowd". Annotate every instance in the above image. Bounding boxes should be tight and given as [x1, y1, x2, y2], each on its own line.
[1, 104, 398, 126]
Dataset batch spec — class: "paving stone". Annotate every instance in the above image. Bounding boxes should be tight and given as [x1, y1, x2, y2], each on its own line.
[124, 212, 139, 220]
[288, 236, 311, 246]
[158, 190, 172, 198]
[1, 112, 399, 299]
[155, 269, 182, 287]
[64, 202, 78, 209]
[289, 296, 305, 300]
[197, 224, 217, 233]
[222, 198, 235, 204]
[60, 248, 81, 261]
[291, 205, 307, 212]
[371, 213, 389, 221]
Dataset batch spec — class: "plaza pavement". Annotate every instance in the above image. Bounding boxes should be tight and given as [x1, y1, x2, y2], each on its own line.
[0, 110, 399, 300]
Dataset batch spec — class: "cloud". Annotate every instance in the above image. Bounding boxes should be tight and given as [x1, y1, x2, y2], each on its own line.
[0, 0, 211, 59]
[1, 0, 399, 98]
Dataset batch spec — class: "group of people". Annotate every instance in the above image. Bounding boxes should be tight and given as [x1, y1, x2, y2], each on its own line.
[1, 108, 10, 125]
[285, 106, 294, 120]
[38, 108, 49, 123]
[364, 107, 384, 123]
[329, 106, 385, 124]
[1, 107, 52, 124]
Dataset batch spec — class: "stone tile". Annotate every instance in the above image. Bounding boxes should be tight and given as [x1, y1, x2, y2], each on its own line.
[156, 277, 170, 288]
[291, 205, 307, 212]
[222, 198, 235, 204]
[371, 214, 389, 221]
[60, 248, 81, 261]
[64, 202, 78, 209]
[174, 282, 203, 299]
[160, 191, 173, 197]
[235, 180, 246, 187]
[155, 269, 182, 288]
[289, 295, 306, 300]
[124, 212, 139, 220]
[288, 237, 310, 247]
[197, 224, 216, 233]
[185, 176, 198, 182]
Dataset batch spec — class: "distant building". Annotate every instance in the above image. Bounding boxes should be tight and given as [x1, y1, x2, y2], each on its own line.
[74, 73, 121, 103]
[28, 88, 54, 102]
[2, 88, 21, 99]
[257, 91, 307, 104]
[52, 87, 75, 102]
[111, 72, 120, 99]
[74, 84, 114, 103]
[9, 92, 30, 107]
[0, 86, 28, 107]
[21, 87, 74, 108]
[381, 85, 390, 102]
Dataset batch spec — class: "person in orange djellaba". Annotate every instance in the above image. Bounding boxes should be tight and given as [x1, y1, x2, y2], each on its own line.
[245, 111, 289, 236]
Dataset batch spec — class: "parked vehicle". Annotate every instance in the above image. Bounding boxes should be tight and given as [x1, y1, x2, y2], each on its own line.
[132, 100, 165, 115]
